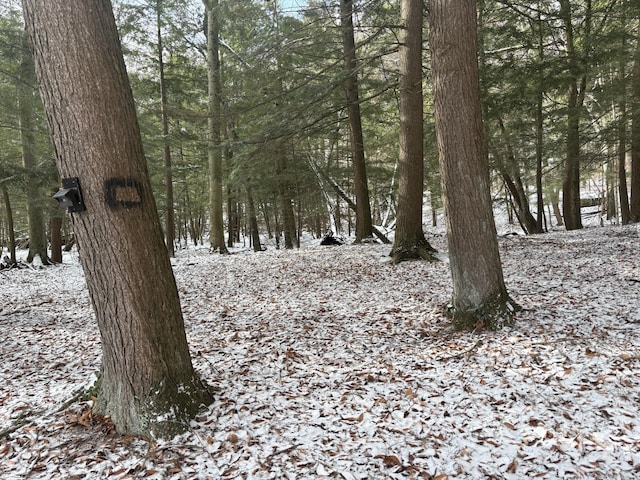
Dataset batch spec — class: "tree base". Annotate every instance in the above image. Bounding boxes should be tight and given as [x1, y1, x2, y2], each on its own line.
[91, 372, 214, 439]
[390, 238, 439, 264]
[446, 293, 521, 332]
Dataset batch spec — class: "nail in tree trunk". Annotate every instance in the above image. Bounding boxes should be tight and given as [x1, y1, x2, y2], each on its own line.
[22, 0, 213, 438]
[429, 0, 518, 331]
[390, 0, 437, 264]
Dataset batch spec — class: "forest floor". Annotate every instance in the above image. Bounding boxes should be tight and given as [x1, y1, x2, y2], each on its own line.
[1, 224, 639, 479]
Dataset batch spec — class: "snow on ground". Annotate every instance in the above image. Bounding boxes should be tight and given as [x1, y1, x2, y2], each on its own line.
[1, 225, 639, 479]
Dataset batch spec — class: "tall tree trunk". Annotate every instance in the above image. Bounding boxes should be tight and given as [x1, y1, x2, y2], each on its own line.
[19, 38, 49, 264]
[276, 149, 298, 249]
[630, 21, 640, 223]
[550, 187, 564, 226]
[49, 187, 63, 263]
[429, 0, 517, 331]
[618, 60, 630, 224]
[206, 0, 228, 253]
[23, 0, 213, 438]
[560, 0, 589, 231]
[157, 0, 175, 256]
[246, 185, 262, 252]
[1, 187, 17, 265]
[340, 0, 373, 242]
[535, 6, 545, 231]
[562, 81, 584, 230]
[390, 0, 437, 263]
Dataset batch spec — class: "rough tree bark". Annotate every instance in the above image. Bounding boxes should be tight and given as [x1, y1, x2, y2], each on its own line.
[390, 0, 437, 263]
[340, 0, 374, 243]
[22, 0, 213, 438]
[429, 0, 518, 331]
[559, 0, 589, 231]
[206, 0, 228, 253]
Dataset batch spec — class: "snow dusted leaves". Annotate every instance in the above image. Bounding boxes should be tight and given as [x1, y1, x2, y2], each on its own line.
[1, 226, 639, 478]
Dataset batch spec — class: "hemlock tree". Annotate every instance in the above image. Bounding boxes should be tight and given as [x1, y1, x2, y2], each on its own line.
[205, 0, 229, 254]
[390, 0, 437, 264]
[340, 0, 374, 243]
[429, 0, 518, 330]
[22, 0, 213, 437]
[156, 0, 176, 257]
[18, 36, 49, 264]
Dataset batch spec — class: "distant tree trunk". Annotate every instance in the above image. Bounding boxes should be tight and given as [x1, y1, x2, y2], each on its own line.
[19, 39, 49, 265]
[535, 9, 545, 231]
[227, 189, 236, 247]
[501, 171, 540, 235]
[618, 61, 630, 224]
[23, 0, 212, 438]
[631, 22, 640, 223]
[340, 0, 373, 242]
[206, 0, 228, 253]
[246, 186, 262, 252]
[429, 0, 517, 331]
[494, 119, 543, 234]
[157, 0, 175, 256]
[550, 187, 564, 226]
[390, 0, 437, 264]
[49, 195, 63, 263]
[560, 0, 589, 231]
[1, 187, 17, 265]
[277, 148, 298, 249]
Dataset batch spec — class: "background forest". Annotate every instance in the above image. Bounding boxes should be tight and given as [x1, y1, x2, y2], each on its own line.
[1, 0, 640, 262]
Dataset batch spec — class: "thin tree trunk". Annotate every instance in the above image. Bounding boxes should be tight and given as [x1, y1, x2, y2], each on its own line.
[157, 0, 175, 256]
[206, 0, 228, 253]
[550, 187, 564, 226]
[618, 62, 630, 224]
[246, 186, 262, 252]
[501, 172, 539, 235]
[429, 0, 517, 331]
[495, 119, 543, 234]
[560, 0, 590, 231]
[277, 149, 298, 249]
[49, 192, 63, 263]
[23, 0, 213, 438]
[1, 187, 17, 265]
[535, 6, 545, 231]
[630, 21, 640, 222]
[19, 38, 49, 264]
[340, 0, 373, 242]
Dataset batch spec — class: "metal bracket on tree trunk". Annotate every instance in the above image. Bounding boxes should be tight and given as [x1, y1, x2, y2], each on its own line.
[53, 177, 86, 213]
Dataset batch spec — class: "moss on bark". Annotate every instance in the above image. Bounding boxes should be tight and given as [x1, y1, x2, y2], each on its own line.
[447, 292, 521, 331]
[90, 371, 213, 439]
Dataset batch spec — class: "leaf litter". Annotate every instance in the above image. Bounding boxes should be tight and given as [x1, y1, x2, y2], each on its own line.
[0, 224, 639, 479]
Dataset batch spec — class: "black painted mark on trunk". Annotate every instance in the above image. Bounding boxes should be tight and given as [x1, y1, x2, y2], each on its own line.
[105, 178, 143, 209]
